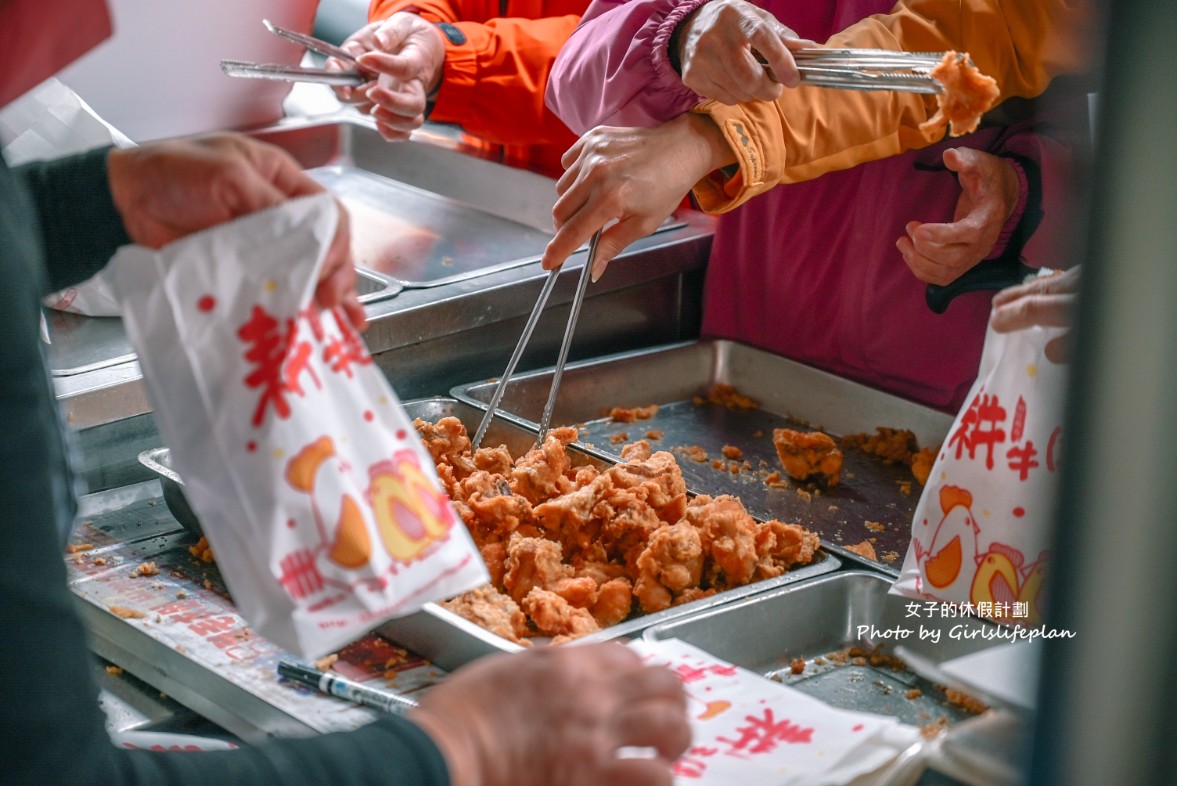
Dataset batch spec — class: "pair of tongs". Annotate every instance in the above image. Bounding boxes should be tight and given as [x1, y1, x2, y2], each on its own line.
[220, 19, 371, 87]
[471, 230, 601, 451]
[790, 47, 946, 94]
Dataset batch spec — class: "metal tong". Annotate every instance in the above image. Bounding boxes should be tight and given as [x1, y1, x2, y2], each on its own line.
[790, 47, 947, 94]
[220, 19, 370, 87]
[471, 230, 601, 451]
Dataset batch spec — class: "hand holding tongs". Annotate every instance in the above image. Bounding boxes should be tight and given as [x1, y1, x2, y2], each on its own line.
[221, 19, 372, 87]
[787, 48, 948, 94]
[471, 231, 601, 451]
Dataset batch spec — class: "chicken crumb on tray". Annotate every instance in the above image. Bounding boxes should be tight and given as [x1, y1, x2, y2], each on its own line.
[415, 416, 821, 644]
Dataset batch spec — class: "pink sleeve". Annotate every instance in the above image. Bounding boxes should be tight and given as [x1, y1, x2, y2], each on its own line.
[546, 0, 709, 134]
[985, 89, 1089, 271]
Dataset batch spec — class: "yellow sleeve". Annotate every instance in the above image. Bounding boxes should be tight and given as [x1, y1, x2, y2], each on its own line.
[692, 0, 1095, 213]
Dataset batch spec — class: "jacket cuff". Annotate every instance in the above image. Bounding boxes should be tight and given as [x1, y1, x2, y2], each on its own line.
[655, 0, 710, 82]
[987, 156, 1029, 259]
[688, 100, 784, 214]
[426, 21, 483, 125]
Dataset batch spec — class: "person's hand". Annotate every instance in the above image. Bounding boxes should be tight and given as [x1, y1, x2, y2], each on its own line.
[542, 114, 735, 280]
[410, 643, 690, 786]
[107, 133, 365, 330]
[990, 267, 1080, 363]
[335, 13, 446, 141]
[326, 21, 382, 109]
[676, 0, 813, 102]
[896, 147, 1022, 286]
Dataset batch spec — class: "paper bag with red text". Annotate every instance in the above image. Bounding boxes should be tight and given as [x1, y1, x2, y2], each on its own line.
[109, 194, 487, 658]
[892, 320, 1068, 626]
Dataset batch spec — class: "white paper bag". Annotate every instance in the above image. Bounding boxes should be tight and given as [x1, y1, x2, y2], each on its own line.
[110, 194, 488, 657]
[892, 320, 1069, 626]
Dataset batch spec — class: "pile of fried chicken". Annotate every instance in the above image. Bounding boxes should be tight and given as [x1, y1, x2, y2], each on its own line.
[414, 417, 821, 644]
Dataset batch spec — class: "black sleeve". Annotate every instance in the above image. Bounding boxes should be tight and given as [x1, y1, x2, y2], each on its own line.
[13, 145, 131, 293]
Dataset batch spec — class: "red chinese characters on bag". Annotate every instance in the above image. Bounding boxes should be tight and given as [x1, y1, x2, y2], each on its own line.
[895, 323, 1069, 626]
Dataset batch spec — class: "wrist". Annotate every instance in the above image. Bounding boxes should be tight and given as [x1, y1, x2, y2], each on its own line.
[683, 112, 737, 173]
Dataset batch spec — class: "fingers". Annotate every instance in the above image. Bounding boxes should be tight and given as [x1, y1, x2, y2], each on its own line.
[600, 757, 678, 786]
[991, 266, 1081, 307]
[612, 698, 692, 759]
[896, 221, 982, 286]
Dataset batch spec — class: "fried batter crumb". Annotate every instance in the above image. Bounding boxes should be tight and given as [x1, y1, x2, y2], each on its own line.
[865, 521, 886, 533]
[721, 445, 743, 460]
[693, 383, 760, 410]
[66, 542, 94, 553]
[105, 665, 123, 676]
[109, 606, 146, 619]
[644, 429, 664, 440]
[790, 657, 806, 674]
[944, 687, 988, 715]
[844, 540, 878, 561]
[608, 405, 659, 422]
[130, 561, 160, 578]
[315, 654, 340, 672]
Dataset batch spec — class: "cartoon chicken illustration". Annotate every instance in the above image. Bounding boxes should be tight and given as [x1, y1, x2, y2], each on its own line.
[279, 436, 457, 600]
[914, 485, 981, 596]
[970, 546, 1048, 624]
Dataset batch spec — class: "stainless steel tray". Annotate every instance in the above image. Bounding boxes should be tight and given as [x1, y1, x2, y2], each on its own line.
[310, 166, 557, 289]
[452, 339, 954, 574]
[138, 397, 838, 672]
[378, 398, 839, 671]
[643, 570, 1004, 727]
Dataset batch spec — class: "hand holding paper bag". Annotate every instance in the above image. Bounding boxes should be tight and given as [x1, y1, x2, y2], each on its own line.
[110, 191, 487, 657]
[893, 292, 1070, 626]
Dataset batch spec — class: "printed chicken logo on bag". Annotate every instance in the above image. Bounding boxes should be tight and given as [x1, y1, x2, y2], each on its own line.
[231, 299, 463, 608]
[895, 325, 1067, 628]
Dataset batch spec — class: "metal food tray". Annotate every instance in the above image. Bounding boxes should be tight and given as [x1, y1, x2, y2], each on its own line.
[452, 340, 954, 574]
[378, 398, 839, 671]
[643, 571, 1005, 727]
[138, 397, 838, 672]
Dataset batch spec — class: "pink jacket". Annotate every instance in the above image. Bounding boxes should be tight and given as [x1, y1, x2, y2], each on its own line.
[546, 0, 1087, 412]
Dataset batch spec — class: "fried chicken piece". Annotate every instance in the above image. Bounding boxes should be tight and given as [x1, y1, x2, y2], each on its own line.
[911, 446, 938, 486]
[633, 522, 704, 613]
[459, 470, 536, 544]
[441, 585, 531, 645]
[755, 519, 821, 571]
[473, 443, 513, 476]
[620, 439, 652, 461]
[502, 534, 572, 604]
[510, 426, 578, 504]
[773, 428, 843, 486]
[521, 587, 600, 639]
[480, 541, 508, 588]
[682, 495, 760, 590]
[672, 587, 716, 606]
[591, 577, 634, 627]
[596, 486, 665, 574]
[413, 416, 477, 477]
[842, 427, 918, 464]
[545, 576, 599, 609]
[607, 451, 688, 523]
[920, 51, 1000, 137]
[533, 473, 611, 558]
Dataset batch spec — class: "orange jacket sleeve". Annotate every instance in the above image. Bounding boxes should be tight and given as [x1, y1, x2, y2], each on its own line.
[692, 0, 1096, 213]
[368, 0, 581, 147]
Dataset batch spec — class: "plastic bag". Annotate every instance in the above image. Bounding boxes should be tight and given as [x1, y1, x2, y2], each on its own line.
[109, 194, 487, 657]
[892, 320, 1068, 626]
